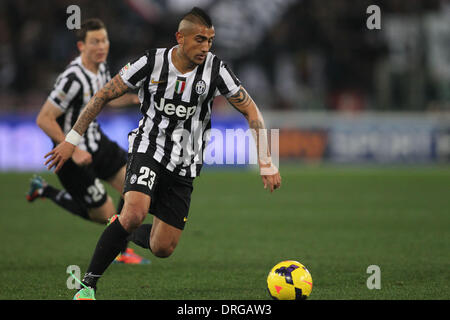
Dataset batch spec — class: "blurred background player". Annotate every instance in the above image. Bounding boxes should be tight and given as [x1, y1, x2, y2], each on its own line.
[27, 18, 148, 265]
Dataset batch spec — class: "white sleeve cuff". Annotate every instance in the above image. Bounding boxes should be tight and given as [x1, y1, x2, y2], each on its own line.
[65, 129, 82, 146]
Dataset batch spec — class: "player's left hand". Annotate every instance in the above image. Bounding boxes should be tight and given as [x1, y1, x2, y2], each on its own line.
[44, 141, 76, 173]
[261, 171, 282, 193]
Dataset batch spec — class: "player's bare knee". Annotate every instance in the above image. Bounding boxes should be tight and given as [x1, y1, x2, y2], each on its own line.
[152, 245, 174, 258]
[120, 203, 147, 231]
[150, 241, 176, 258]
[121, 211, 146, 231]
[122, 193, 150, 226]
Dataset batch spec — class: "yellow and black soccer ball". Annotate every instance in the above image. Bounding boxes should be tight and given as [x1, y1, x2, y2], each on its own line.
[267, 260, 313, 300]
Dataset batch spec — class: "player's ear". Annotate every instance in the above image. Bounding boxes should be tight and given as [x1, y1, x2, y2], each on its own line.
[175, 31, 184, 46]
[77, 41, 85, 53]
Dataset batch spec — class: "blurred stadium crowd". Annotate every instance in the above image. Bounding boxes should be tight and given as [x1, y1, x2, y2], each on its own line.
[1, 0, 450, 112]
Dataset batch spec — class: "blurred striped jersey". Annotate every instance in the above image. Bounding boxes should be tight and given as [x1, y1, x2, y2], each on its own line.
[48, 56, 111, 152]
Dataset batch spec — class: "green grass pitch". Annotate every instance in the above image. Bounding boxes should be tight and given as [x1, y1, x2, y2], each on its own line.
[0, 165, 449, 300]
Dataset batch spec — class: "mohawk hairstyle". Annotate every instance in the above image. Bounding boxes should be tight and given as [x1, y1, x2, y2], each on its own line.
[181, 7, 213, 28]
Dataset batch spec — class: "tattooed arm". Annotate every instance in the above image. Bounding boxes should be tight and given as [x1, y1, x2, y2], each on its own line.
[44, 75, 129, 172]
[227, 87, 267, 162]
[107, 93, 140, 108]
[227, 86, 268, 160]
[227, 86, 281, 192]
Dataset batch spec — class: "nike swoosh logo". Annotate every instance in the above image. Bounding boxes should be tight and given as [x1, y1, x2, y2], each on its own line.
[151, 79, 165, 84]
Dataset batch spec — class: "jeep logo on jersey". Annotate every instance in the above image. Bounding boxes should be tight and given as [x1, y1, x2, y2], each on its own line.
[154, 97, 197, 120]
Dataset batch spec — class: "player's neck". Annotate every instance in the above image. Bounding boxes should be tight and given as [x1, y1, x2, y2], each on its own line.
[81, 55, 100, 74]
[172, 47, 196, 74]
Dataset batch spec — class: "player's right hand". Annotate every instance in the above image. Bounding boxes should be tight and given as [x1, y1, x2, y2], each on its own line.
[72, 147, 92, 167]
[44, 141, 76, 173]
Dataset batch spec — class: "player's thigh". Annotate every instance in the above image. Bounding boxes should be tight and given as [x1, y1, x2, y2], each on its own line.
[121, 152, 160, 230]
[93, 134, 127, 192]
[57, 159, 108, 209]
[150, 216, 183, 257]
[150, 173, 194, 231]
[119, 190, 151, 232]
[87, 195, 116, 224]
[106, 165, 126, 194]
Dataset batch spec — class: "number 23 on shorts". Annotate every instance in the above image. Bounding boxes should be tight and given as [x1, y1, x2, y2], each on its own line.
[132, 166, 156, 190]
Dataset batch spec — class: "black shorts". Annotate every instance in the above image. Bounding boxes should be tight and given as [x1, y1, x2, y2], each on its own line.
[123, 152, 194, 230]
[56, 133, 127, 208]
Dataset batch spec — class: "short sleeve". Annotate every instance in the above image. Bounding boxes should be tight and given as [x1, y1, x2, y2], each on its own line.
[48, 75, 82, 111]
[119, 51, 153, 89]
[215, 61, 241, 98]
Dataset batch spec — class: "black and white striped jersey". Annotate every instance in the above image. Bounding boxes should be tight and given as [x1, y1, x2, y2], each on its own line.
[48, 56, 111, 153]
[120, 46, 241, 178]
